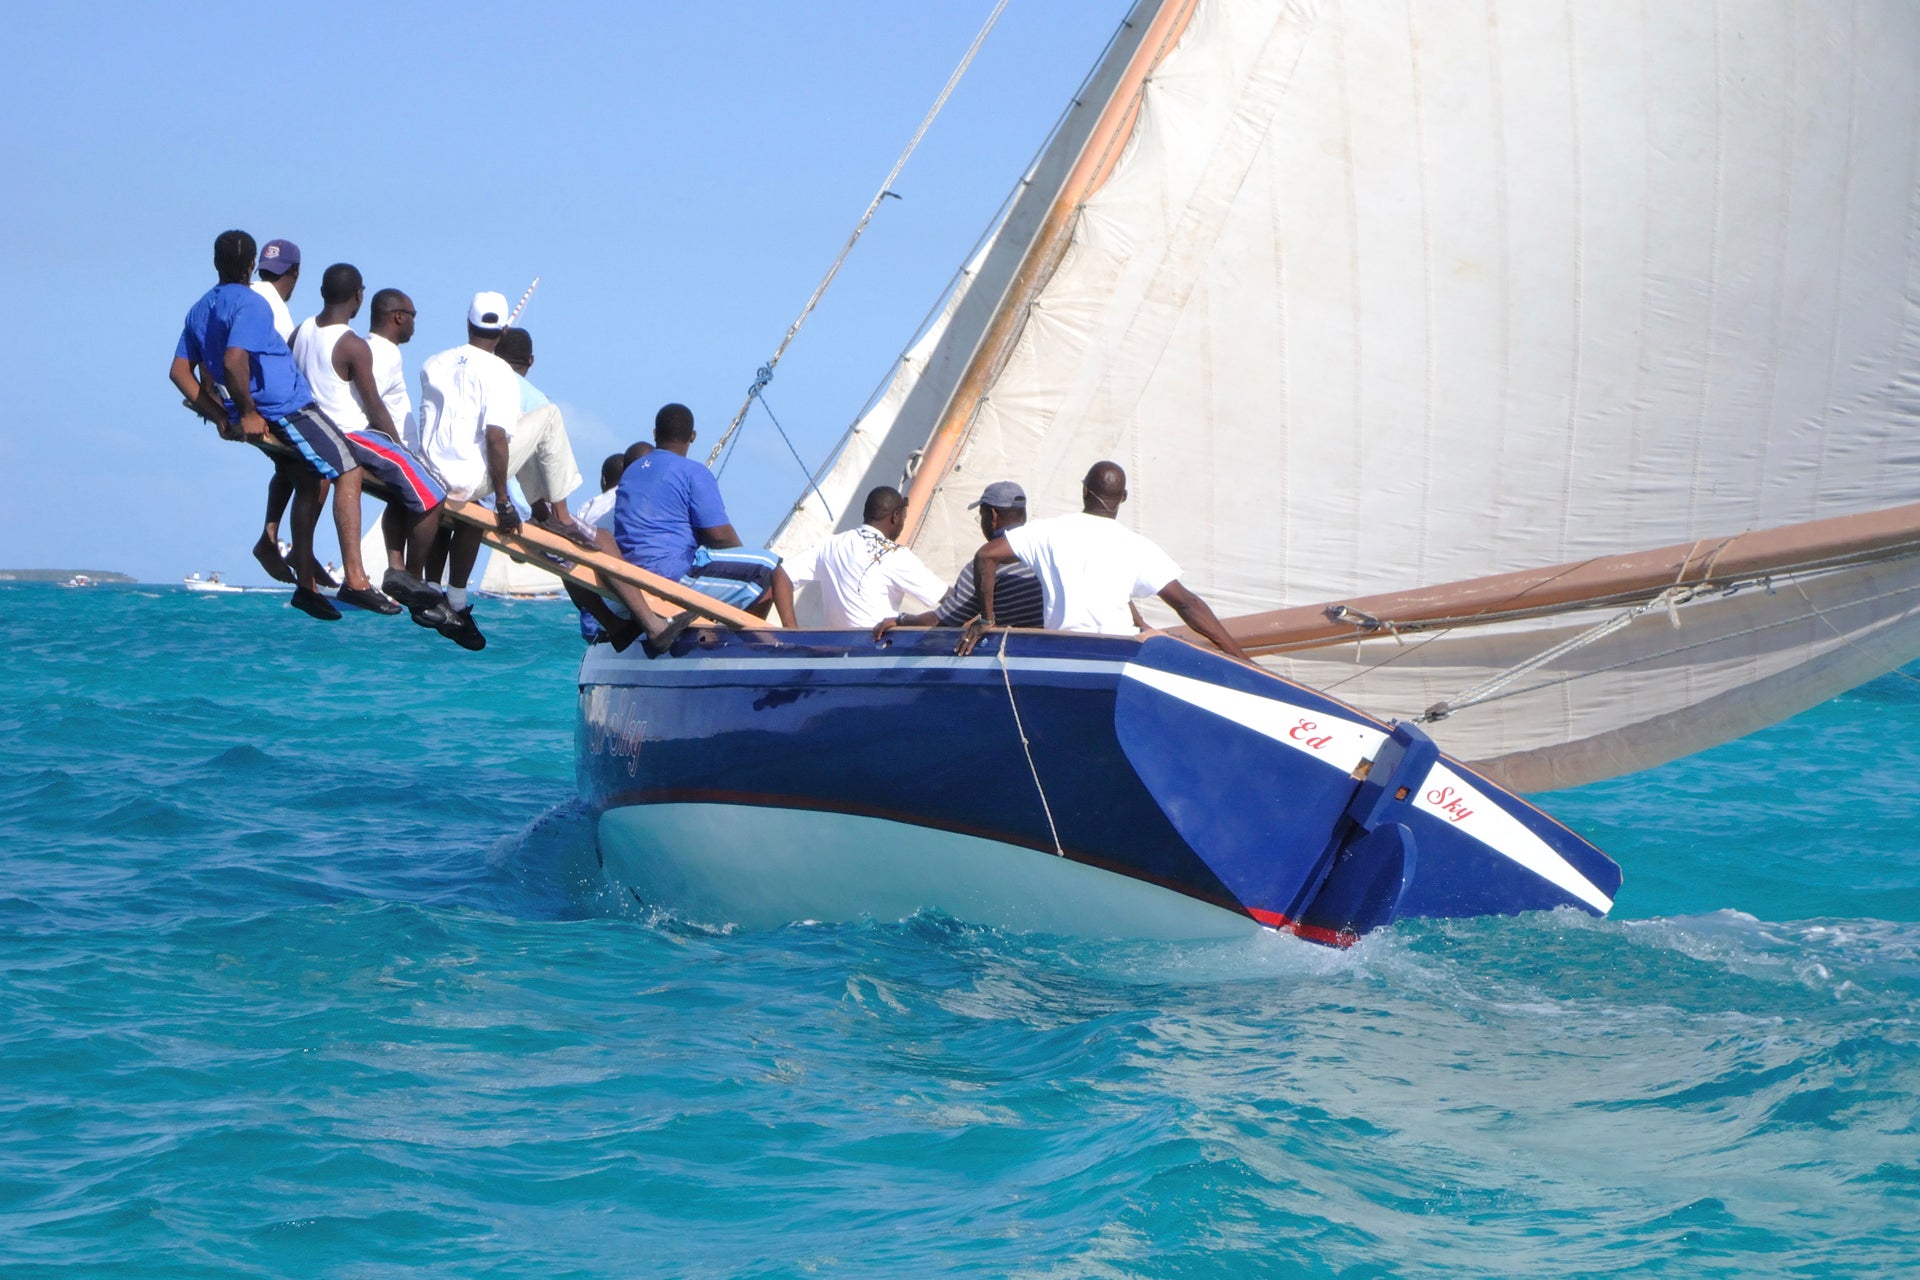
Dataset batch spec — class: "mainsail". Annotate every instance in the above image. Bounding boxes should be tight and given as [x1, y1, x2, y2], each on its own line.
[774, 0, 1920, 791]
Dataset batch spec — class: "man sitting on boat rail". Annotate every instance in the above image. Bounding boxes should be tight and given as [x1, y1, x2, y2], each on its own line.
[288, 263, 453, 623]
[414, 292, 595, 650]
[785, 487, 946, 630]
[611, 403, 797, 628]
[562, 442, 689, 654]
[248, 238, 334, 590]
[168, 229, 381, 622]
[958, 461, 1250, 661]
[870, 480, 1045, 641]
[492, 327, 600, 550]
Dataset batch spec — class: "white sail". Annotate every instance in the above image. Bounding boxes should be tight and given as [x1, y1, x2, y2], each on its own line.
[768, 2, 1171, 562]
[478, 546, 564, 599]
[788, 0, 1920, 789]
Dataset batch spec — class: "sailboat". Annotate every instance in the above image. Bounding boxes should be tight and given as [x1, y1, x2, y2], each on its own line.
[576, 0, 1920, 940]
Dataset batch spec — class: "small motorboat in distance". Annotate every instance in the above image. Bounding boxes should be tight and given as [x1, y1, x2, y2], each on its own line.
[184, 572, 243, 594]
[60, 574, 95, 588]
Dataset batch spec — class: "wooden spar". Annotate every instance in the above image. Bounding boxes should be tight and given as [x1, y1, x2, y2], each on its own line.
[1183, 501, 1920, 656]
[252, 438, 763, 628]
[896, 0, 1202, 546]
[442, 500, 767, 630]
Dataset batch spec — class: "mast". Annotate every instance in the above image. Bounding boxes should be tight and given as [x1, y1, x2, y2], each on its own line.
[896, 0, 1201, 545]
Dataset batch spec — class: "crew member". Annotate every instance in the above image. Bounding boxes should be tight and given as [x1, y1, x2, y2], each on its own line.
[612, 403, 796, 626]
[492, 327, 597, 550]
[870, 480, 1043, 641]
[289, 263, 454, 626]
[787, 487, 945, 630]
[168, 229, 370, 622]
[412, 291, 529, 651]
[961, 461, 1249, 660]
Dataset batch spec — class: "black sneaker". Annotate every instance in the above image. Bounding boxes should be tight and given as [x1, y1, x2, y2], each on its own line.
[434, 605, 487, 652]
[381, 568, 446, 611]
[337, 584, 402, 615]
[407, 606, 447, 637]
[290, 586, 341, 621]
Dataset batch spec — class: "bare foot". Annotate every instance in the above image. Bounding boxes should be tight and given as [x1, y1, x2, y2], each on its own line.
[252, 535, 295, 584]
[643, 610, 694, 659]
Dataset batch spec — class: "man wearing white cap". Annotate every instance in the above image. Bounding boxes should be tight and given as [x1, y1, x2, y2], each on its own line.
[412, 291, 593, 646]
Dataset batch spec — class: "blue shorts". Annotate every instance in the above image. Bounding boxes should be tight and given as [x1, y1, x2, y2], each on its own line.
[258, 406, 356, 481]
[683, 547, 779, 610]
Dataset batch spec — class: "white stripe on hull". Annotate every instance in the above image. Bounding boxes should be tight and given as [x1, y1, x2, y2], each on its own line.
[597, 802, 1261, 941]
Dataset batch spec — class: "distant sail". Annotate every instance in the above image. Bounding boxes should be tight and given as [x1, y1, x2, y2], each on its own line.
[776, 0, 1920, 789]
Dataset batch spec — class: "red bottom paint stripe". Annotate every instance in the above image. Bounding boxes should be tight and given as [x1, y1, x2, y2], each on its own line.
[1247, 907, 1357, 949]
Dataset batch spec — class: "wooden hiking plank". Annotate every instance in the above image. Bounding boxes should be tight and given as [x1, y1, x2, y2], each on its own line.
[441, 499, 766, 629]
[251, 437, 765, 628]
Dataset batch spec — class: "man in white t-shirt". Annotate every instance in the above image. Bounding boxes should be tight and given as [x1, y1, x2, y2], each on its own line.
[412, 291, 528, 650]
[785, 486, 948, 630]
[963, 461, 1249, 660]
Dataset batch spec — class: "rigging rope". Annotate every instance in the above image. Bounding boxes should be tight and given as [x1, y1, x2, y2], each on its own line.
[1419, 586, 1706, 722]
[998, 632, 1065, 857]
[705, 0, 1010, 469]
[1785, 572, 1920, 690]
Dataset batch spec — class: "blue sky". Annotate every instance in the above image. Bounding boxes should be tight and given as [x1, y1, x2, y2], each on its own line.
[0, 2, 1129, 581]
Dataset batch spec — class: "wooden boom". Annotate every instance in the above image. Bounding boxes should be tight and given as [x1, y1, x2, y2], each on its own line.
[1199, 501, 1920, 657]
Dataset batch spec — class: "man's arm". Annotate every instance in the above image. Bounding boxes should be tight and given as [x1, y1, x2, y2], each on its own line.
[954, 537, 1019, 656]
[694, 523, 743, 550]
[337, 333, 398, 440]
[170, 356, 232, 434]
[1157, 580, 1251, 661]
[484, 424, 520, 532]
[221, 346, 268, 439]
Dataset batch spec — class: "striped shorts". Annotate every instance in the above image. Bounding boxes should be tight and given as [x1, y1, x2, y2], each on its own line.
[258, 406, 356, 481]
[683, 546, 780, 610]
[346, 430, 445, 513]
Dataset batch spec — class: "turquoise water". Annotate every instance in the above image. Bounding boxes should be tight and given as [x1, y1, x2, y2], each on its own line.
[3, 583, 1916, 1277]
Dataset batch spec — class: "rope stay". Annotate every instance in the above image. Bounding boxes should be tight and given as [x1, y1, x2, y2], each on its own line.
[1419, 585, 1708, 723]
[705, 0, 1011, 470]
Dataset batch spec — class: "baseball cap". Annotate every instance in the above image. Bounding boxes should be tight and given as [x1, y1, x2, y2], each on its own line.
[967, 480, 1027, 511]
[259, 239, 300, 273]
[468, 291, 511, 330]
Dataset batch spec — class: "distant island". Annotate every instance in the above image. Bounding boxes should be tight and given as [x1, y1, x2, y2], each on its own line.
[0, 569, 137, 583]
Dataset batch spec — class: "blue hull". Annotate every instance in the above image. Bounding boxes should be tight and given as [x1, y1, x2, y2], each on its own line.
[577, 628, 1621, 944]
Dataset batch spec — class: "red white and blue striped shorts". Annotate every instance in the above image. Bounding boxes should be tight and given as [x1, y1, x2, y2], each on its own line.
[344, 429, 445, 513]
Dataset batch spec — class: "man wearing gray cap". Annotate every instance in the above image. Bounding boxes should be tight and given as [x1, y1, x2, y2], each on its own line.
[870, 480, 1044, 641]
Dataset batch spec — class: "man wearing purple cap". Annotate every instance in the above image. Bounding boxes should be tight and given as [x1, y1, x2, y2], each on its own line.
[251, 239, 300, 339]
[248, 237, 325, 586]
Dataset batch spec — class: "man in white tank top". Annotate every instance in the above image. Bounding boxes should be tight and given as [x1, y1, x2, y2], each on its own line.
[289, 264, 465, 637]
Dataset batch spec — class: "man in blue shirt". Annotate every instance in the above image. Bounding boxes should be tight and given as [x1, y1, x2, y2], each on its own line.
[612, 403, 795, 625]
[168, 229, 391, 620]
